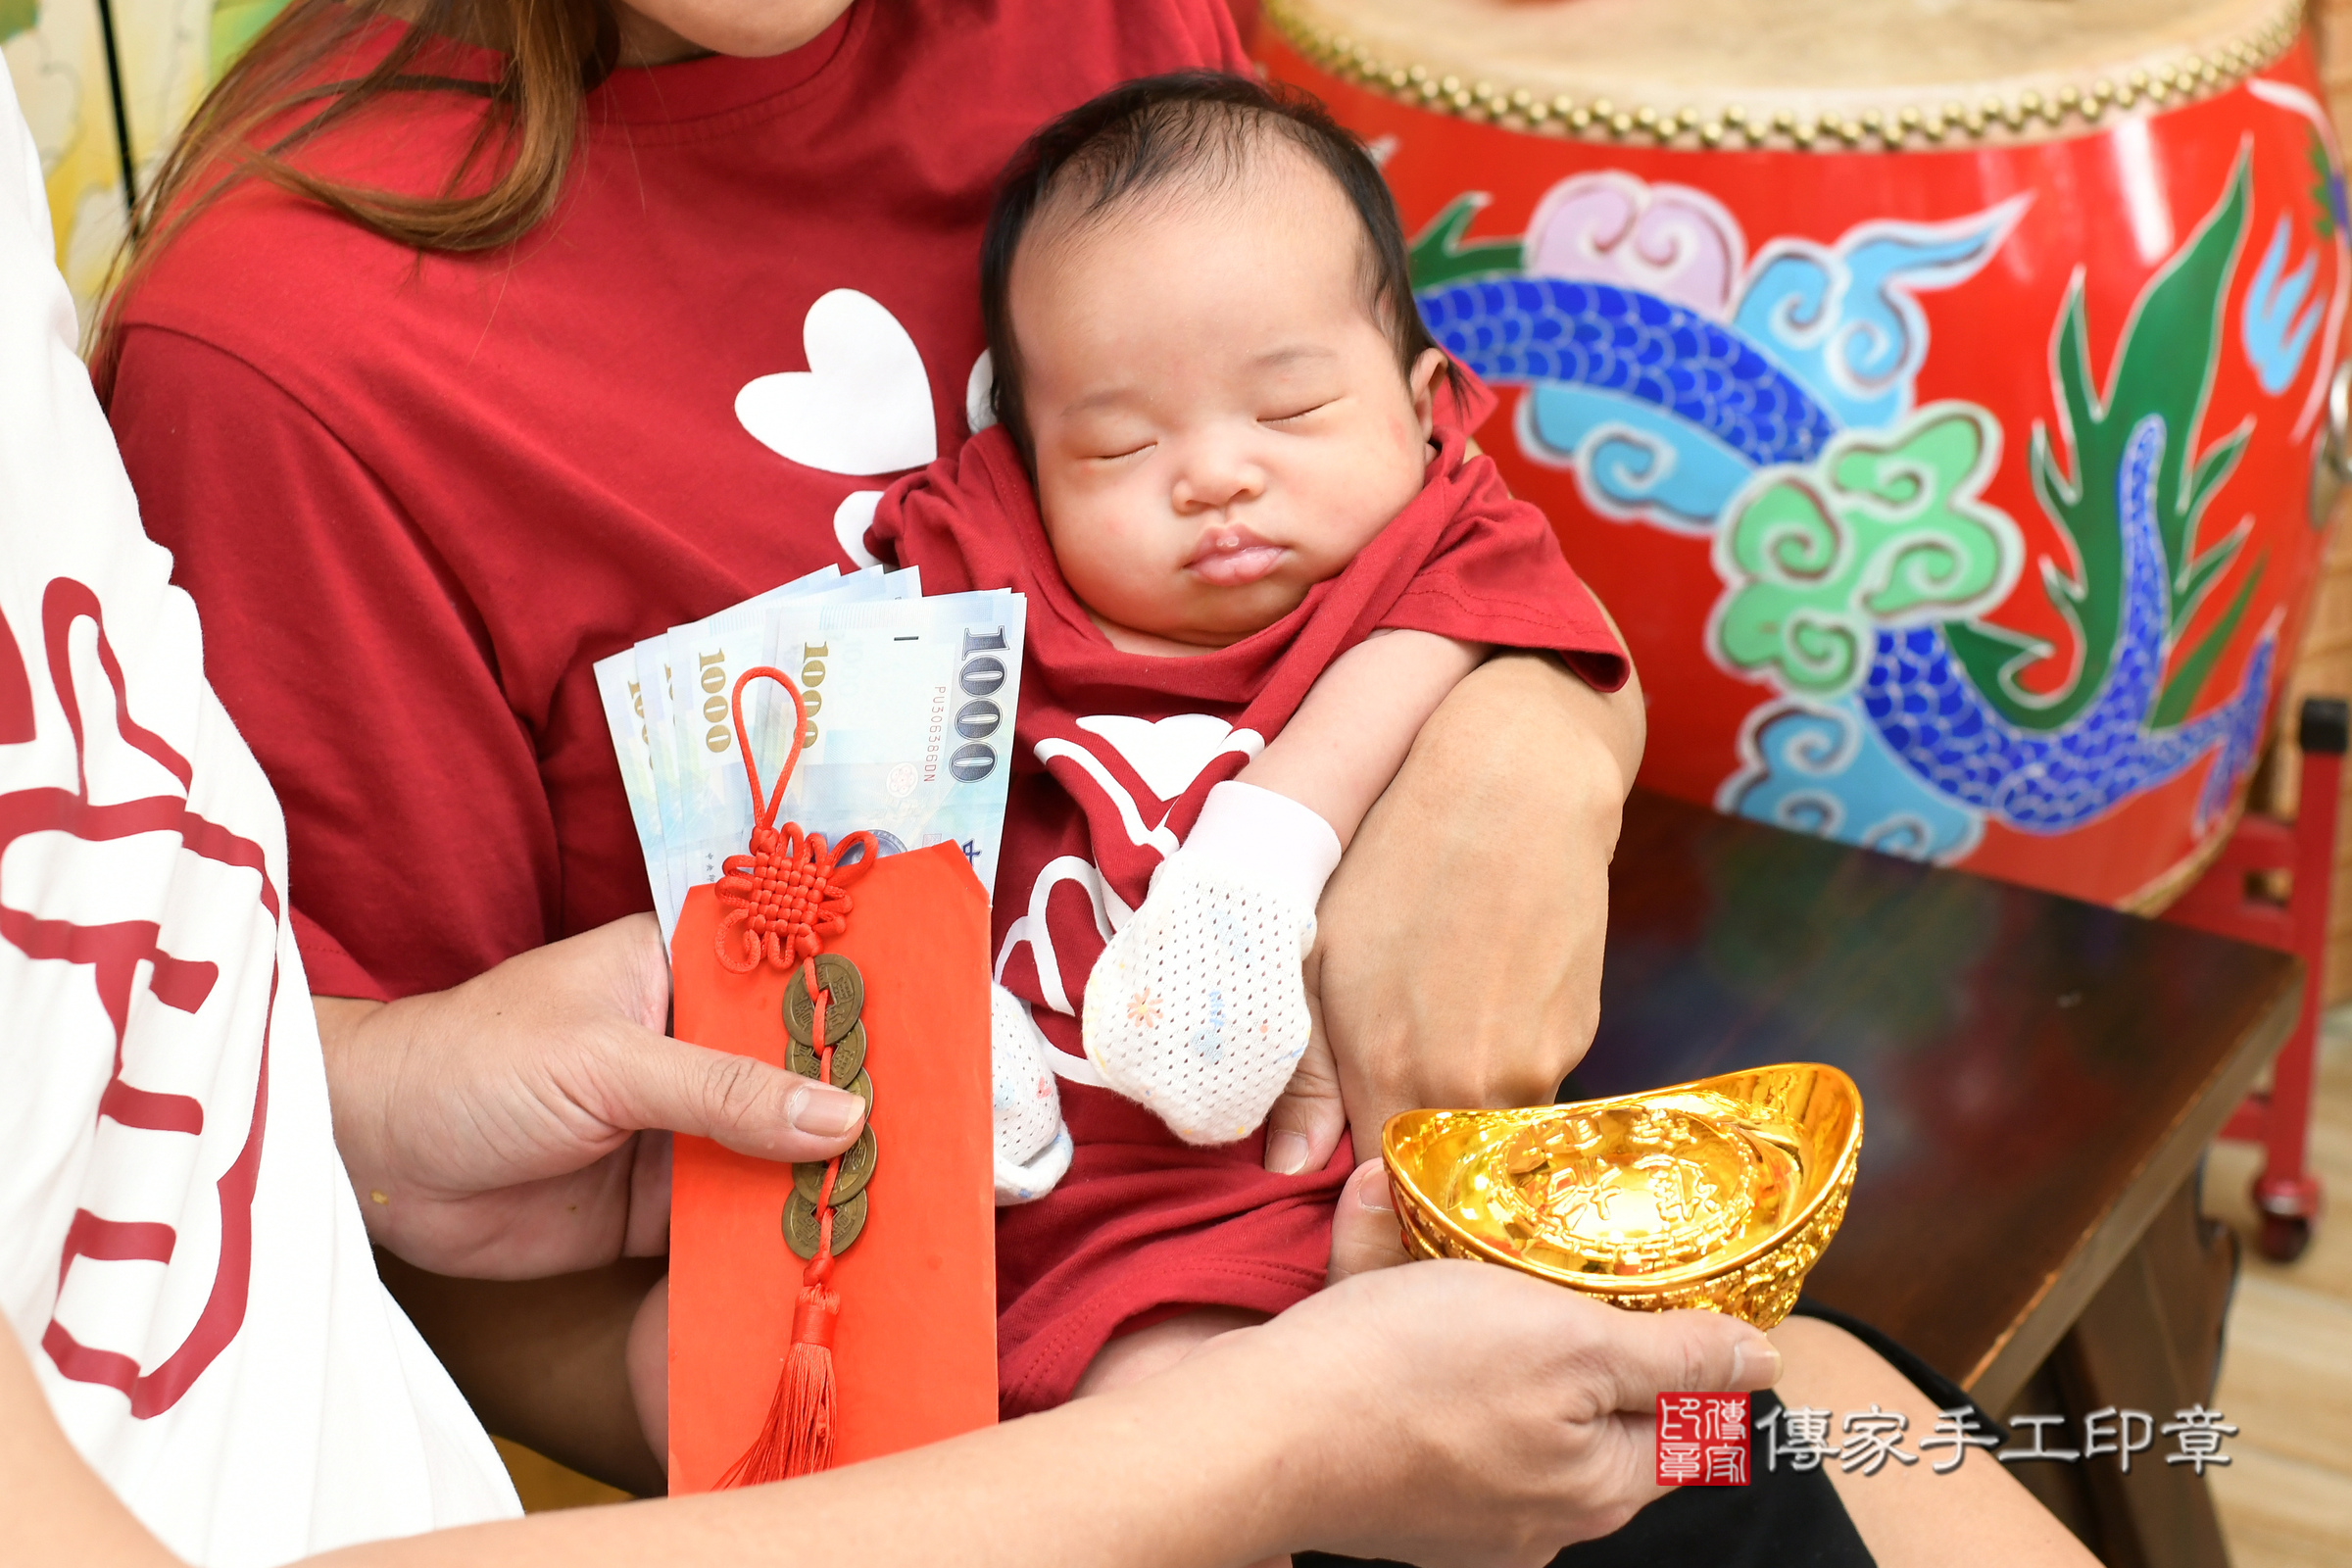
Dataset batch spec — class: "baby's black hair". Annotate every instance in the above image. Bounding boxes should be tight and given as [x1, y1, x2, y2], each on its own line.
[979, 70, 1456, 464]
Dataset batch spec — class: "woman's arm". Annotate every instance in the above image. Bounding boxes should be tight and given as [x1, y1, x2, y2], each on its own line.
[1267, 631, 1644, 1171]
[1, 1252, 1774, 1568]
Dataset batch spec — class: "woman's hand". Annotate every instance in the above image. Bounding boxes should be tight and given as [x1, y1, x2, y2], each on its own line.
[1265, 649, 1643, 1171]
[1176, 1260, 1776, 1566]
[320, 913, 866, 1280]
[1281, 1163, 1767, 1565]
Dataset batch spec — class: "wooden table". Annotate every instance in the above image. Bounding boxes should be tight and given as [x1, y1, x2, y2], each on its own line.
[1573, 792, 2303, 1566]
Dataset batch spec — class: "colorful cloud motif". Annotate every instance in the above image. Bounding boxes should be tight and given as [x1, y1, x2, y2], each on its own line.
[1709, 406, 2023, 698]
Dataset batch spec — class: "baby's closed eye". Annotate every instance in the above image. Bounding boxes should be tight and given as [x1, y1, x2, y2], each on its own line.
[1261, 397, 1339, 426]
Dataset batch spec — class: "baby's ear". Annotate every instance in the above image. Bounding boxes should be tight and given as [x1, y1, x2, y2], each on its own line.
[1408, 348, 1447, 441]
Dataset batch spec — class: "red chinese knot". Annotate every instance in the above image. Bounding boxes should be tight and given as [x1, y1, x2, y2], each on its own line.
[711, 666, 878, 975]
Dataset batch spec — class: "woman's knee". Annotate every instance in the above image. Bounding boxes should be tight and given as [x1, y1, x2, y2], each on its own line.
[1768, 1316, 2097, 1568]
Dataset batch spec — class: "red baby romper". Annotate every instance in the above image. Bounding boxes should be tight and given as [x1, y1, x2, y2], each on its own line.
[866, 377, 1627, 1415]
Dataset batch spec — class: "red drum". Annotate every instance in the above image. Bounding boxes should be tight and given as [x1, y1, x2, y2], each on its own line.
[1263, 0, 2346, 907]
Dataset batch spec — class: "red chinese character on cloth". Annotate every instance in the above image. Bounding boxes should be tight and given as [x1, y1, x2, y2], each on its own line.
[1658, 1393, 1751, 1487]
[4, 582, 279, 1419]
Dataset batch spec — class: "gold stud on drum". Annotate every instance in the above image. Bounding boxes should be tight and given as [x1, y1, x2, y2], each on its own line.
[794, 1126, 878, 1206]
[788, 1019, 867, 1088]
[784, 1188, 869, 1259]
[1260, 0, 2305, 151]
[783, 954, 864, 1045]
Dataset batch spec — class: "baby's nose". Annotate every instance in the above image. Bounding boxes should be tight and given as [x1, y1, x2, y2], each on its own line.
[1173, 451, 1266, 512]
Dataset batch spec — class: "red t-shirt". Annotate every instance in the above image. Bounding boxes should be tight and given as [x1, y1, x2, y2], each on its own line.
[868, 381, 1625, 1414]
[106, 0, 1249, 1001]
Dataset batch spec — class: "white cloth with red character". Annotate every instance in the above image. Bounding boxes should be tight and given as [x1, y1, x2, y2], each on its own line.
[0, 71, 515, 1565]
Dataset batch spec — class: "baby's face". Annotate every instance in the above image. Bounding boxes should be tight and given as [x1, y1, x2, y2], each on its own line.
[1009, 147, 1444, 651]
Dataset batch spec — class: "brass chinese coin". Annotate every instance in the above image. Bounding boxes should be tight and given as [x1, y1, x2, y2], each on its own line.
[788, 1019, 866, 1087]
[794, 1126, 878, 1206]
[783, 955, 864, 1046]
[841, 1068, 872, 1112]
[784, 1187, 869, 1259]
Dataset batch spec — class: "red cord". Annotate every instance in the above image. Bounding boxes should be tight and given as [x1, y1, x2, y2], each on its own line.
[712, 667, 878, 974]
[804, 963, 844, 1288]
[710, 675, 870, 1492]
[715, 958, 851, 1489]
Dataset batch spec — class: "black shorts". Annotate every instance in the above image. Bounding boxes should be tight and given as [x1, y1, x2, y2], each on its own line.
[1298, 1302, 1999, 1568]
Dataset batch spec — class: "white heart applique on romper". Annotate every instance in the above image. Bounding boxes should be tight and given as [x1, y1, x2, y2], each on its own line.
[1071, 713, 1267, 805]
[735, 288, 938, 476]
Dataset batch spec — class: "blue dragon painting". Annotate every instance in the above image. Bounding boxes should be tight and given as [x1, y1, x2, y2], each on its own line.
[1411, 156, 2302, 861]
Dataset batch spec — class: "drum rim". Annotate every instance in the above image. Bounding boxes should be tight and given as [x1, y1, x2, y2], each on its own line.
[1263, 0, 2306, 153]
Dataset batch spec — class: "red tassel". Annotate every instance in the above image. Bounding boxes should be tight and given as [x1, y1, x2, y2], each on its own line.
[718, 1283, 841, 1487]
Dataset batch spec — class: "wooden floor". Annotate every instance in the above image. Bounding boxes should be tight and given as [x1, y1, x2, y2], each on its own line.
[2202, 1010, 2352, 1568]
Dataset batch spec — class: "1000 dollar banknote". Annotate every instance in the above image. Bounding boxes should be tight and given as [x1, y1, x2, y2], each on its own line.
[595, 568, 1025, 948]
[657, 567, 914, 898]
[597, 564, 848, 933]
[662, 588, 1027, 916]
[590, 652, 674, 932]
[653, 566, 897, 907]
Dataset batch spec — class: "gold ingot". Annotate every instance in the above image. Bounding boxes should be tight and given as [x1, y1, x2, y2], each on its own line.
[1382, 1064, 1861, 1330]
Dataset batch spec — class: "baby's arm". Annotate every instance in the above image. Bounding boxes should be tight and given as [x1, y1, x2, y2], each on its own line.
[1236, 629, 1488, 848]
[1082, 632, 1486, 1148]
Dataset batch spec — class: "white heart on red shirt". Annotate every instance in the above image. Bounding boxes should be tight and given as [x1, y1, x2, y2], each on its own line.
[1073, 713, 1266, 804]
[833, 490, 883, 567]
[736, 289, 937, 476]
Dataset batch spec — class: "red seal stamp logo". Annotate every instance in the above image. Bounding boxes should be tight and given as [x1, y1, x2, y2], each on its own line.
[1658, 1392, 1751, 1487]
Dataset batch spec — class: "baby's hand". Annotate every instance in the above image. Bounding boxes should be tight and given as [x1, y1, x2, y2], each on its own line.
[993, 984, 1073, 1203]
[1083, 782, 1342, 1145]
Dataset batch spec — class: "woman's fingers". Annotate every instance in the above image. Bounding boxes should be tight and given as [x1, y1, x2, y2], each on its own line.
[1261, 998, 1347, 1174]
[565, 911, 675, 1032]
[623, 1132, 672, 1257]
[1250, 1263, 1785, 1563]
[1569, 1305, 1784, 1413]
[536, 915, 864, 1163]
[595, 1026, 867, 1164]
[321, 912, 864, 1276]
[1324, 1158, 1408, 1284]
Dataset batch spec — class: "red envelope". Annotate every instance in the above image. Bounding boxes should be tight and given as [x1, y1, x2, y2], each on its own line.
[666, 841, 998, 1491]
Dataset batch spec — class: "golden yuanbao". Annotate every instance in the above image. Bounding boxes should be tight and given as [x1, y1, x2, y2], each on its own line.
[1381, 1065, 1862, 1329]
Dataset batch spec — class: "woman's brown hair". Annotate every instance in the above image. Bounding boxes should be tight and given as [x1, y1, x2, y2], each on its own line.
[89, 0, 616, 387]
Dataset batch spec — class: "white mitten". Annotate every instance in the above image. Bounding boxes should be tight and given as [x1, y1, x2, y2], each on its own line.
[1082, 781, 1343, 1145]
[993, 983, 1074, 1204]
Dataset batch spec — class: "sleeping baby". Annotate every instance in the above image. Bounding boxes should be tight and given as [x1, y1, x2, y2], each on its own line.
[860, 69, 1627, 1415]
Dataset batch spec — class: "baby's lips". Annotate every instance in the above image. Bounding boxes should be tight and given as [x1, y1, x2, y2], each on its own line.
[1188, 543, 1289, 587]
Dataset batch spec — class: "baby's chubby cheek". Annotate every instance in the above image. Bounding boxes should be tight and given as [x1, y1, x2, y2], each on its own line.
[1290, 475, 1421, 579]
[1049, 520, 1189, 629]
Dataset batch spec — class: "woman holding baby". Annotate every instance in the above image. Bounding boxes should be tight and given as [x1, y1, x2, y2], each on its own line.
[78, 0, 2090, 1562]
